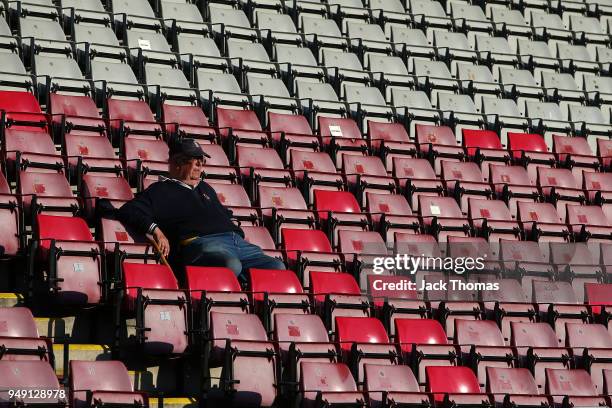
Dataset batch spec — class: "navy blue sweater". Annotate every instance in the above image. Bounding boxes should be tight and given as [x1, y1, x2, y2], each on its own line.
[116, 179, 243, 244]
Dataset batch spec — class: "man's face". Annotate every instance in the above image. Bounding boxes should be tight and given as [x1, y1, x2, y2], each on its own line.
[185, 158, 204, 181]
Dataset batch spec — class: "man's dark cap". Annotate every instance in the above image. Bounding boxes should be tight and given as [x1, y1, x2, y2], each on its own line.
[169, 138, 211, 159]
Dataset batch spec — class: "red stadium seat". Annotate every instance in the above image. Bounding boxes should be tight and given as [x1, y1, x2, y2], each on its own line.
[468, 198, 520, 241]
[597, 138, 612, 171]
[0, 174, 20, 257]
[537, 167, 586, 219]
[419, 196, 470, 240]
[0, 307, 51, 362]
[241, 225, 283, 259]
[545, 368, 605, 406]
[441, 161, 492, 211]
[415, 124, 463, 174]
[5, 129, 61, 176]
[123, 138, 169, 189]
[486, 367, 547, 407]
[364, 364, 421, 408]
[585, 282, 612, 318]
[335, 316, 398, 383]
[64, 133, 121, 175]
[0, 360, 64, 405]
[517, 201, 569, 242]
[454, 319, 516, 385]
[426, 366, 485, 405]
[0, 91, 48, 132]
[97, 218, 157, 264]
[272, 313, 332, 367]
[258, 185, 314, 242]
[507, 132, 554, 183]
[199, 143, 238, 184]
[291, 150, 344, 204]
[552, 135, 598, 184]
[122, 263, 187, 354]
[489, 164, 540, 217]
[318, 116, 367, 167]
[567, 205, 612, 242]
[366, 192, 420, 241]
[32, 214, 102, 305]
[310, 271, 369, 329]
[281, 228, 343, 287]
[342, 155, 396, 205]
[80, 174, 133, 220]
[481, 279, 534, 342]
[393, 157, 443, 210]
[313, 189, 369, 247]
[208, 182, 259, 226]
[49, 93, 107, 138]
[462, 129, 509, 180]
[367, 121, 416, 171]
[250, 268, 309, 331]
[565, 322, 612, 392]
[107, 98, 162, 141]
[299, 362, 364, 408]
[337, 230, 387, 287]
[510, 322, 571, 390]
[268, 112, 318, 164]
[236, 145, 292, 199]
[395, 318, 457, 385]
[583, 171, 612, 206]
[208, 311, 278, 406]
[499, 240, 554, 293]
[216, 107, 268, 159]
[162, 103, 216, 141]
[186, 266, 249, 336]
[19, 171, 79, 217]
[69, 360, 147, 408]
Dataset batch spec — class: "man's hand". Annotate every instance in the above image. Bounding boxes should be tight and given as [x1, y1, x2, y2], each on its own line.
[152, 228, 170, 258]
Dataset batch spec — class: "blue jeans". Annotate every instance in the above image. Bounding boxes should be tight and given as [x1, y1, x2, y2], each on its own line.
[181, 232, 286, 283]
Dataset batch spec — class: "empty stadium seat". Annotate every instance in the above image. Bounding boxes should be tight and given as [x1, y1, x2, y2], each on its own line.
[486, 367, 547, 407]
[426, 366, 486, 405]
[0, 360, 64, 405]
[299, 362, 364, 408]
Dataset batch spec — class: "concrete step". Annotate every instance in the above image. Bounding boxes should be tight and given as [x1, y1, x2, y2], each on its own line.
[148, 398, 198, 408]
[0, 293, 24, 307]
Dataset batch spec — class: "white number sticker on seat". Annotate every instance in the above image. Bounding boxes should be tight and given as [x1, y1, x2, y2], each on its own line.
[73, 263, 84, 273]
[160, 311, 171, 321]
[329, 125, 343, 137]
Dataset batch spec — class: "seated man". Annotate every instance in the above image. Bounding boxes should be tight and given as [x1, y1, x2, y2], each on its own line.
[116, 138, 285, 283]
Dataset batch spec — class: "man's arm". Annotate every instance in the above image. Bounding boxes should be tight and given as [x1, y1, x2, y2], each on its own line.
[116, 189, 157, 236]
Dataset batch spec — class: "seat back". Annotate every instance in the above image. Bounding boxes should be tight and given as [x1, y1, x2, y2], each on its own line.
[486, 367, 538, 395]
[454, 319, 505, 346]
[426, 366, 480, 402]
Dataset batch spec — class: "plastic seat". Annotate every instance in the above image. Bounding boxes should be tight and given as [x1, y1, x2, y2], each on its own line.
[367, 121, 416, 171]
[161, 104, 216, 142]
[250, 268, 310, 332]
[296, 81, 349, 128]
[64, 133, 120, 177]
[19, 171, 78, 218]
[364, 364, 421, 408]
[199, 144, 238, 184]
[236, 146, 292, 200]
[415, 124, 463, 174]
[258, 185, 314, 242]
[462, 129, 509, 181]
[299, 362, 364, 408]
[96, 218, 157, 265]
[313, 190, 369, 247]
[335, 316, 398, 384]
[69, 361, 147, 408]
[454, 319, 517, 385]
[419, 196, 470, 241]
[499, 240, 554, 294]
[565, 322, 612, 392]
[481, 279, 534, 343]
[317, 117, 367, 168]
[107, 99, 162, 142]
[80, 174, 133, 220]
[441, 161, 492, 212]
[207, 182, 259, 227]
[291, 150, 345, 205]
[510, 322, 572, 391]
[468, 198, 521, 242]
[537, 167, 586, 219]
[0, 361, 64, 405]
[208, 311, 278, 406]
[31, 215, 102, 305]
[123, 138, 169, 190]
[507, 132, 555, 183]
[342, 155, 396, 205]
[517, 202, 568, 242]
[395, 318, 457, 386]
[545, 368, 604, 406]
[392, 158, 443, 210]
[122, 263, 187, 355]
[489, 164, 540, 217]
[310, 272, 369, 331]
[49, 93, 106, 139]
[366, 193, 420, 242]
[567, 205, 612, 243]
[281, 229, 343, 287]
[344, 85, 393, 129]
[0, 307, 51, 362]
[426, 366, 486, 405]
[585, 283, 612, 322]
[486, 367, 546, 407]
[337, 230, 387, 288]
[413, 60, 460, 108]
[267, 112, 318, 165]
[583, 172, 612, 209]
[552, 135, 599, 184]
